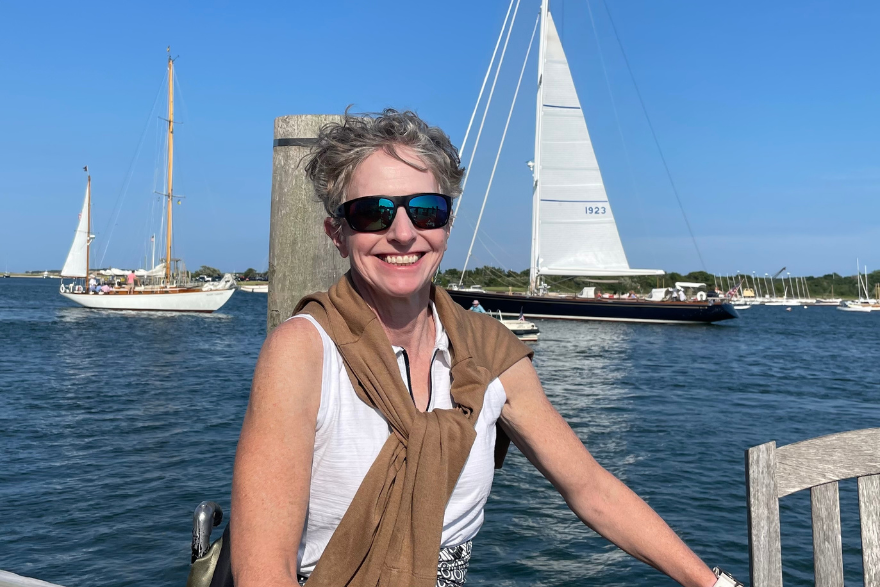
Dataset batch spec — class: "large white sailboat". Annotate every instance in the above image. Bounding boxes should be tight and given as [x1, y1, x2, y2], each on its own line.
[59, 52, 235, 313]
[448, 1, 736, 324]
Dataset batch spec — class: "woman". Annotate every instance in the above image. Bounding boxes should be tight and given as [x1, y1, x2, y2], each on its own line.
[231, 110, 729, 587]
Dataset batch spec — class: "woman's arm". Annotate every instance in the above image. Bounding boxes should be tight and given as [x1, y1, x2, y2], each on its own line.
[230, 319, 323, 587]
[498, 358, 717, 587]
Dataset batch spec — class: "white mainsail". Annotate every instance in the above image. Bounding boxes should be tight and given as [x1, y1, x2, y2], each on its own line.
[61, 180, 93, 278]
[533, 11, 662, 278]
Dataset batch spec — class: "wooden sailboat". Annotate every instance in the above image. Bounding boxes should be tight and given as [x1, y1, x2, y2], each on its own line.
[59, 52, 235, 313]
[448, 1, 736, 324]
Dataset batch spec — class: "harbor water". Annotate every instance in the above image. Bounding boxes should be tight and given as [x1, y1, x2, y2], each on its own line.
[1, 278, 878, 586]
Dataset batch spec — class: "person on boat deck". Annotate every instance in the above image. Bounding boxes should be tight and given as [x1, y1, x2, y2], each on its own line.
[707, 287, 720, 299]
[126, 271, 137, 294]
[231, 109, 726, 587]
[469, 299, 486, 313]
[88, 275, 97, 293]
[627, 290, 637, 299]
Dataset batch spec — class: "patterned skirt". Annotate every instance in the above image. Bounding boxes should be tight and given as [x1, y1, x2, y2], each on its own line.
[297, 540, 473, 586]
[436, 540, 473, 586]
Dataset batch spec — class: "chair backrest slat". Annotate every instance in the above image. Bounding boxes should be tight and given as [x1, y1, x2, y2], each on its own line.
[747, 441, 784, 587]
[811, 481, 844, 587]
[860, 474, 880, 587]
[776, 429, 880, 497]
[747, 429, 880, 587]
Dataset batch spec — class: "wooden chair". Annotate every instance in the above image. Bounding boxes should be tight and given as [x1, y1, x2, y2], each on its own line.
[746, 428, 880, 587]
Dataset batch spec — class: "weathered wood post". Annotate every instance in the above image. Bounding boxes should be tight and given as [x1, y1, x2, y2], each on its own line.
[268, 115, 349, 332]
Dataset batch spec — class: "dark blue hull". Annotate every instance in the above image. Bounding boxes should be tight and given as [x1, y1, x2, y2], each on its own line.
[447, 290, 738, 324]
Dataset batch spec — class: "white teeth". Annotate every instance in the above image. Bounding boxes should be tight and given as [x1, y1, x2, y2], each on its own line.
[382, 254, 420, 265]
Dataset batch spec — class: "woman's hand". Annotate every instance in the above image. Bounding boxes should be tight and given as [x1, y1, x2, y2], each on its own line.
[230, 318, 323, 587]
[498, 358, 718, 587]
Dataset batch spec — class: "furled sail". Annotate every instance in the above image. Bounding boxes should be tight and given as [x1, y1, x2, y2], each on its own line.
[61, 181, 93, 278]
[535, 12, 662, 277]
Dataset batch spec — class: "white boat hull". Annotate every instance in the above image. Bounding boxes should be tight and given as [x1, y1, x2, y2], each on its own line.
[815, 299, 842, 306]
[240, 284, 268, 293]
[60, 288, 234, 313]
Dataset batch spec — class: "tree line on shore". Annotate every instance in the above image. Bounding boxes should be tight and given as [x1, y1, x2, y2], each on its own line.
[192, 266, 266, 281]
[435, 266, 880, 299]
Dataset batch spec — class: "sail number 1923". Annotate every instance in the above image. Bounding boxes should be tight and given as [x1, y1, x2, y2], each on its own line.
[586, 206, 607, 215]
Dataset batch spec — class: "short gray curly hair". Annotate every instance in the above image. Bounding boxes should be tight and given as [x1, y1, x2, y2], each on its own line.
[304, 108, 464, 218]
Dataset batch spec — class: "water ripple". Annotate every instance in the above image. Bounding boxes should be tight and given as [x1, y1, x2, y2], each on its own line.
[2, 279, 878, 586]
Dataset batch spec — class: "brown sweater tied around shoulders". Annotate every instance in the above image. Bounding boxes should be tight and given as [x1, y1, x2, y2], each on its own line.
[292, 272, 533, 587]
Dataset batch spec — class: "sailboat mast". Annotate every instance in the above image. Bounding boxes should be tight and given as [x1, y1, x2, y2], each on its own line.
[86, 174, 91, 281]
[529, 0, 550, 294]
[165, 51, 175, 284]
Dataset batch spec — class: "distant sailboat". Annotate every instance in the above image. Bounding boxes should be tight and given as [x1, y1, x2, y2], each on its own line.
[815, 273, 841, 305]
[448, 2, 736, 324]
[837, 261, 875, 313]
[59, 52, 235, 313]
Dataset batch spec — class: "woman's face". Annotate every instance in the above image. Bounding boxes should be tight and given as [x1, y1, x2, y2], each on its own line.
[325, 146, 450, 301]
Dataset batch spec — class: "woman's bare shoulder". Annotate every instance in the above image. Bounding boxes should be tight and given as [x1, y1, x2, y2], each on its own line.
[261, 317, 324, 363]
[249, 317, 324, 408]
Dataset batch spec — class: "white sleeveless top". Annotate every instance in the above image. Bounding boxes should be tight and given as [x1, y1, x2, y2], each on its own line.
[290, 305, 507, 577]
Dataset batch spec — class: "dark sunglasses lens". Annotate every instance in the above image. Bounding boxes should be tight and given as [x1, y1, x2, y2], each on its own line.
[347, 198, 395, 232]
[407, 195, 450, 229]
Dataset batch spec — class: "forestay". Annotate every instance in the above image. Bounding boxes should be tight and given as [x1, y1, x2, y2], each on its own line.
[534, 12, 661, 278]
[61, 181, 92, 278]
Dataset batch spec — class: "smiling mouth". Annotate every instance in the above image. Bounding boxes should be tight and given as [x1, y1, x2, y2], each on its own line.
[378, 253, 425, 266]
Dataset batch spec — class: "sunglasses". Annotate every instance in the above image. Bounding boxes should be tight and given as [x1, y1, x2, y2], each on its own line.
[333, 193, 452, 233]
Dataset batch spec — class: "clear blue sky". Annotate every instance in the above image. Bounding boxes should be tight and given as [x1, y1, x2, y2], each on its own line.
[2, 0, 879, 277]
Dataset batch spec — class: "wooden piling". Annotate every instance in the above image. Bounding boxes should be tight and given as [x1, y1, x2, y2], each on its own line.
[268, 115, 349, 332]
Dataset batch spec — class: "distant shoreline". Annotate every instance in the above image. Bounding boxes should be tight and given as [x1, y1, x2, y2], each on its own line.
[7, 273, 60, 279]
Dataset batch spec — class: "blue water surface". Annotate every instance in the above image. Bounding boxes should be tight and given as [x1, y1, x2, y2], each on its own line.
[1, 278, 877, 586]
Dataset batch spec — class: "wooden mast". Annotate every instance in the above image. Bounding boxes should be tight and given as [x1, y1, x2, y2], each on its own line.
[165, 48, 175, 284]
[86, 172, 91, 282]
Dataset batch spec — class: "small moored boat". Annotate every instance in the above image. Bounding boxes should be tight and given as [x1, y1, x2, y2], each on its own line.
[239, 284, 268, 293]
[494, 311, 540, 342]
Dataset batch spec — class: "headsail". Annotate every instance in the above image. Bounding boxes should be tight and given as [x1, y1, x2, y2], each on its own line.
[61, 180, 93, 278]
[534, 12, 662, 277]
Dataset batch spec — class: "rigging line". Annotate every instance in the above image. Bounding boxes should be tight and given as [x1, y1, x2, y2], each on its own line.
[455, 211, 520, 269]
[460, 13, 539, 286]
[585, 0, 657, 271]
[452, 0, 522, 223]
[98, 71, 167, 267]
[176, 67, 226, 252]
[477, 226, 520, 268]
[170, 67, 185, 264]
[600, 0, 707, 271]
[460, 0, 515, 161]
[478, 237, 514, 285]
[476, 263, 523, 289]
[476, 234, 511, 273]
